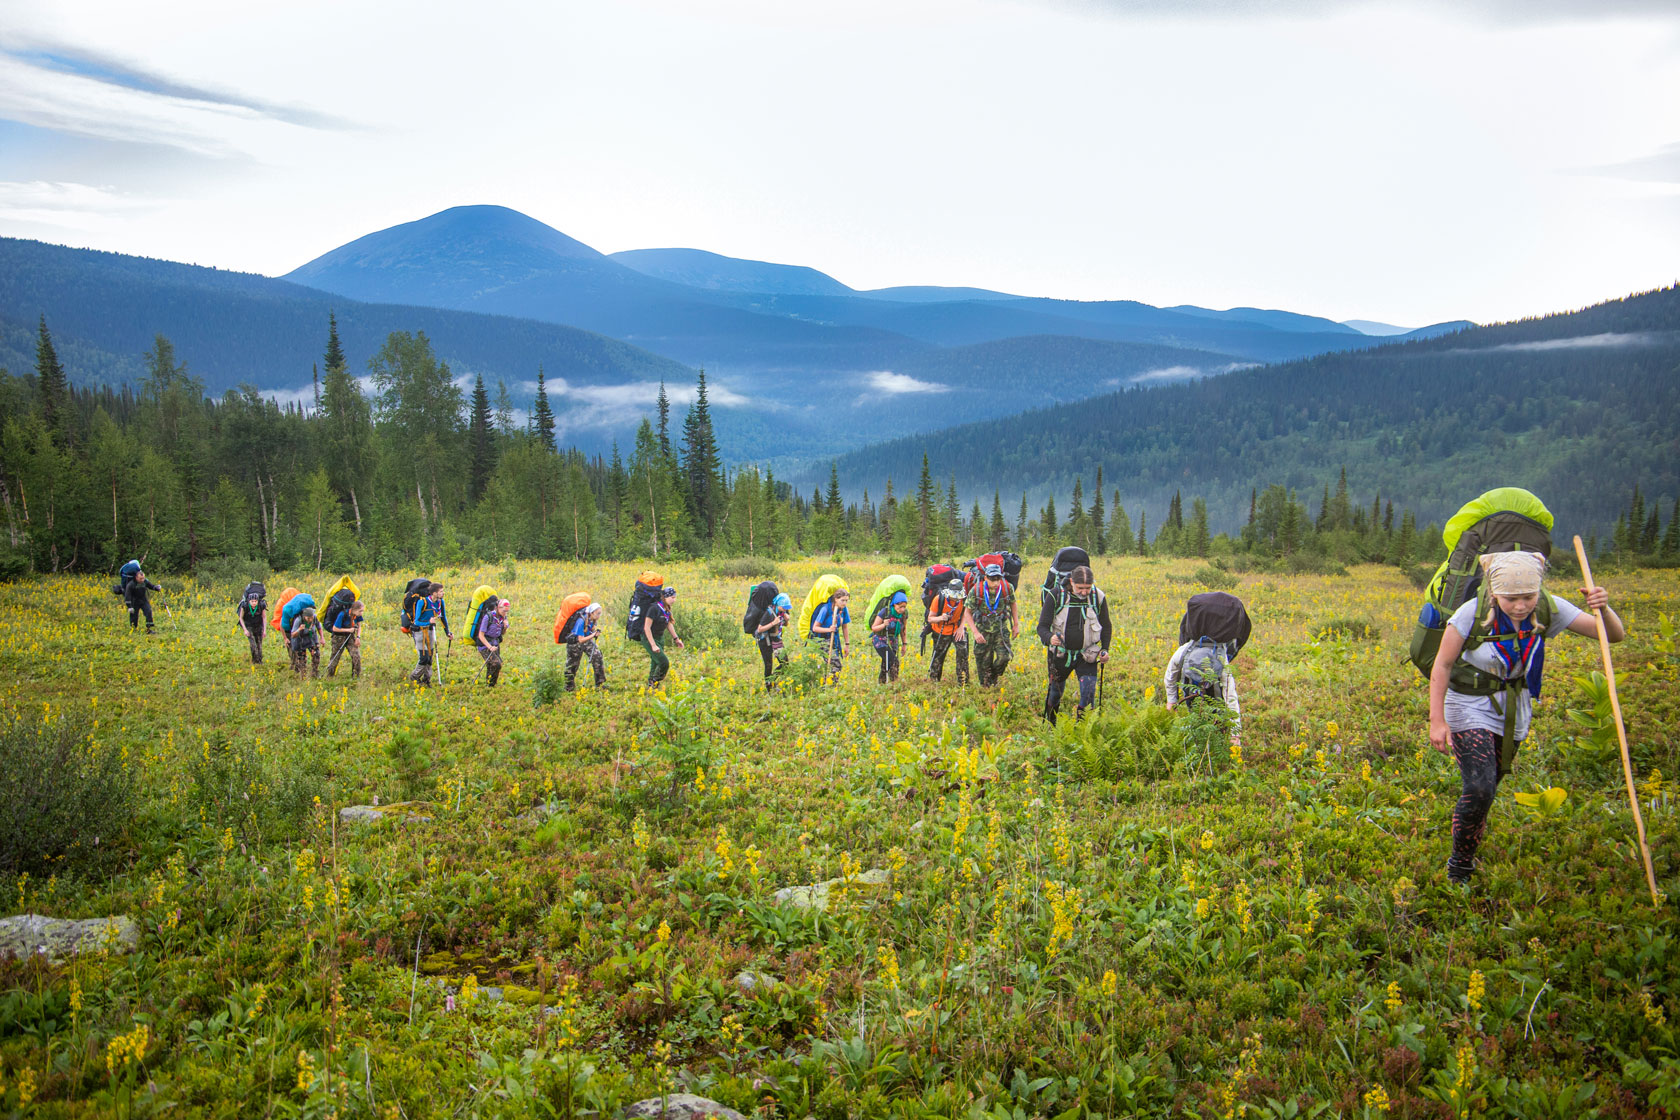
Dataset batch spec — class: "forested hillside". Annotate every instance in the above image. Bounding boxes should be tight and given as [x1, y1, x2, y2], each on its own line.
[830, 286, 1680, 537]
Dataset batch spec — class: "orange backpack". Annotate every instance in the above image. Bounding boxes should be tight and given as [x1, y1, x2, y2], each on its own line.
[553, 592, 593, 643]
[270, 587, 300, 632]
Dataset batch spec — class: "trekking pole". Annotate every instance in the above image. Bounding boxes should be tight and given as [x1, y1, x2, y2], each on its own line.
[1573, 536, 1660, 906]
[1098, 660, 1105, 711]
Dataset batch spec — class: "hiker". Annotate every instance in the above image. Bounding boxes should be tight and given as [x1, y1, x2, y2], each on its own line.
[564, 603, 607, 691]
[753, 593, 793, 691]
[326, 599, 364, 678]
[123, 568, 163, 633]
[927, 584, 970, 684]
[476, 598, 510, 686]
[1165, 589, 1252, 741]
[870, 590, 910, 684]
[631, 581, 683, 687]
[1428, 552, 1622, 884]
[409, 582, 451, 686]
[290, 606, 323, 677]
[236, 582, 267, 664]
[809, 589, 851, 680]
[1038, 565, 1112, 721]
[961, 563, 1018, 688]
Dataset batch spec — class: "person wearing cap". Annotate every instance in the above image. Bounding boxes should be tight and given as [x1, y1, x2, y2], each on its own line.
[564, 602, 607, 692]
[961, 562, 1019, 689]
[640, 587, 684, 686]
[477, 597, 511, 687]
[1428, 551, 1623, 885]
[927, 584, 970, 684]
[753, 592, 793, 692]
[289, 605, 324, 678]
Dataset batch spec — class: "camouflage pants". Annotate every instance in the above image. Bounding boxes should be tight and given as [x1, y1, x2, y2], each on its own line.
[973, 632, 1011, 688]
[291, 643, 320, 678]
[928, 633, 968, 683]
[327, 632, 360, 677]
[565, 641, 605, 690]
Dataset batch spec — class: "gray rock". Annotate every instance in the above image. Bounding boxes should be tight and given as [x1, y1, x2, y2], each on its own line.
[0, 914, 138, 961]
[621, 1093, 746, 1120]
[772, 868, 891, 911]
[734, 969, 778, 994]
[339, 802, 432, 825]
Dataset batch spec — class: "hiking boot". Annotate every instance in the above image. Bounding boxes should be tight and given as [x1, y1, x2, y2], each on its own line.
[146, 626, 157, 635]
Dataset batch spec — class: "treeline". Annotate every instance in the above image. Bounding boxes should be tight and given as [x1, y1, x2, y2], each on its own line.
[829, 285, 1680, 537]
[6, 312, 1673, 578]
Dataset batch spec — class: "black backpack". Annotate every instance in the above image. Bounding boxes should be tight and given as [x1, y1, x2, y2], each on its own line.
[327, 587, 355, 627]
[469, 594, 501, 642]
[742, 580, 780, 635]
[626, 581, 663, 641]
[238, 581, 268, 621]
[1178, 592, 1252, 659]
[400, 577, 431, 630]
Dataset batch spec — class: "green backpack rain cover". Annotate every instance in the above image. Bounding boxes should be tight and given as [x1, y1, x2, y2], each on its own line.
[1406, 487, 1554, 688]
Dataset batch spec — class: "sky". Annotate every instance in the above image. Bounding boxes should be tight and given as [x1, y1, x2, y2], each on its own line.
[0, 0, 1676, 328]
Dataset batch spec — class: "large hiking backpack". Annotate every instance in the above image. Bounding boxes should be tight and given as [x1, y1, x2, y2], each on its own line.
[400, 577, 432, 632]
[466, 586, 499, 643]
[1407, 487, 1554, 686]
[1178, 591, 1252, 658]
[626, 571, 665, 641]
[280, 592, 316, 634]
[922, 564, 959, 607]
[119, 559, 141, 588]
[1042, 545, 1092, 608]
[864, 574, 913, 634]
[238, 581, 267, 623]
[1180, 637, 1231, 703]
[554, 591, 593, 643]
[964, 551, 1023, 590]
[741, 580, 781, 635]
[271, 587, 301, 632]
[797, 574, 848, 640]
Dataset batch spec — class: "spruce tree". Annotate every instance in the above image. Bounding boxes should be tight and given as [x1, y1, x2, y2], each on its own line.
[944, 475, 961, 551]
[1090, 466, 1106, 554]
[1662, 497, 1680, 558]
[1017, 493, 1029, 552]
[1135, 509, 1148, 556]
[312, 363, 320, 414]
[681, 371, 722, 539]
[35, 315, 69, 441]
[1190, 497, 1210, 557]
[969, 500, 983, 546]
[914, 452, 935, 565]
[1069, 477, 1086, 548]
[468, 373, 495, 501]
[532, 367, 557, 451]
[1383, 500, 1394, 536]
[990, 491, 1008, 549]
[323, 311, 345, 371]
[1042, 493, 1058, 539]
[1111, 502, 1132, 556]
[657, 380, 672, 458]
[494, 379, 515, 437]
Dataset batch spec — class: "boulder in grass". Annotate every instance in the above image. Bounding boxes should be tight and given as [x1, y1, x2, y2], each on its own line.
[0, 914, 138, 961]
[338, 802, 433, 825]
[621, 1094, 746, 1120]
[772, 868, 891, 911]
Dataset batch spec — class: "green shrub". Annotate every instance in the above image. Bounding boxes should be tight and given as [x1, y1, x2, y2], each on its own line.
[187, 732, 331, 844]
[704, 557, 784, 582]
[678, 608, 742, 649]
[194, 555, 271, 594]
[1052, 698, 1181, 782]
[0, 714, 134, 874]
[532, 659, 568, 708]
[499, 556, 519, 584]
[1192, 565, 1239, 590]
[1314, 616, 1382, 640]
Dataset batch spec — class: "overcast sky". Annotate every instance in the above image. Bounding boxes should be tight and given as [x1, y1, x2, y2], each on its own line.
[1, 0, 1675, 327]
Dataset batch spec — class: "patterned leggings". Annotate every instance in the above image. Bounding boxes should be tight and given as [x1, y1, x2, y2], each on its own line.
[1449, 729, 1504, 880]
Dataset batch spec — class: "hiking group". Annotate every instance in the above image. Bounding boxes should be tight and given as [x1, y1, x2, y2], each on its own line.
[200, 486, 1622, 887]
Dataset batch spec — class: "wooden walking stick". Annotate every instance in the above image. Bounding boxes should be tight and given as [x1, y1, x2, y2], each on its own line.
[1573, 536, 1661, 905]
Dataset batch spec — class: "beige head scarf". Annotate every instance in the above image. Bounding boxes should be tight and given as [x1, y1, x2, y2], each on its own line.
[1479, 552, 1545, 626]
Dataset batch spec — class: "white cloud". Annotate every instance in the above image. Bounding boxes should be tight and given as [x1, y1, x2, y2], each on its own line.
[260, 384, 317, 411]
[1457, 331, 1666, 354]
[863, 370, 949, 395]
[1130, 364, 1204, 383]
[0, 179, 153, 230]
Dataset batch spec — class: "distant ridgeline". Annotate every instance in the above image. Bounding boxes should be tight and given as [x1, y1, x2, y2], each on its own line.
[828, 286, 1680, 541]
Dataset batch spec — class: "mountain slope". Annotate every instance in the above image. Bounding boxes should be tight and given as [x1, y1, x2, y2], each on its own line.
[0, 236, 692, 395]
[828, 286, 1680, 535]
[609, 247, 853, 297]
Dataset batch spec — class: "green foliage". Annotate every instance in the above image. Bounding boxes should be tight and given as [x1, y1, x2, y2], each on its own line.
[1051, 696, 1181, 782]
[1314, 616, 1382, 640]
[185, 732, 331, 844]
[679, 608, 742, 650]
[530, 659, 567, 708]
[704, 557, 784, 581]
[1193, 564, 1239, 590]
[193, 555, 272, 594]
[0, 713, 132, 874]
